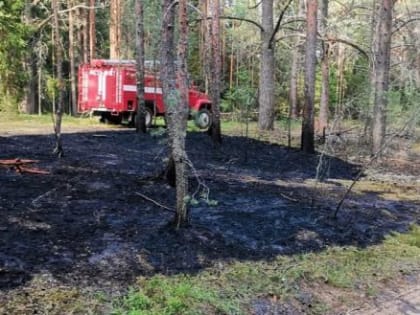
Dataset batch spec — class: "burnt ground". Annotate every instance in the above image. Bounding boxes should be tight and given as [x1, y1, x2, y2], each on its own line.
[0, 127, 419, 311]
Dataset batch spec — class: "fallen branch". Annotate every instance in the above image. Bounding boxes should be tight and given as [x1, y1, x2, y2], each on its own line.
[32, 187, 58, 207]
[135, 192, 175, 213]
[0, 158, 49, 175]
[16, 166, 50, 175]
[0, 158, 39, 166]
[280, 193, 298, 202]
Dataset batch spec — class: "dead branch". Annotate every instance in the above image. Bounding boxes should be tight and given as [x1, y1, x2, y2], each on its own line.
[0, 158, 49, 175]
[0, 158, 39, 166]
[268, 0, 295, 49]
[135, 192, 175, 213]
[32, 187, 58, 207]
[16, 166, 50, 175]
[280, 193, 298, 203]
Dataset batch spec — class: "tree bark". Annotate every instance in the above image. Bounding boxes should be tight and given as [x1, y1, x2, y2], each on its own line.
[318, 0, 329, 134]
[135, 0, 147, 133]
[22, 0, 37, 114]
[68, 0, 77, 116]
[258, 0, 275, 130]
[289, 0, 306, 120]
[110, 0, 122, 59]
[301, 0, 318, 154]
[208, 0, 222, 144]
[82, 0, 89, 63]
[89, 0, 96, 60]
[161, 0, 190, 228]
[52, 0, 64, 157]
[371, 0, 395, 154]
[289, 40, 300, 119]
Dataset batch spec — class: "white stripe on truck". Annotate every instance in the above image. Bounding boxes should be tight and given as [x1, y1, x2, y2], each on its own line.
[122, 85, 163, 94]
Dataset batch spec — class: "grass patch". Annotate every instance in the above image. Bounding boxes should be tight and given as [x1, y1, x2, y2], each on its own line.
[348, 179, 420, 201]
[113, 225, 420, 314]
[112, 275, 239, 315]
[0, 113, 103, 127]
[0, 284, 108, 315]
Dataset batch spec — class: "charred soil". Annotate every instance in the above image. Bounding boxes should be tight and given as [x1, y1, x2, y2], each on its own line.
[0, 126, 419, 313]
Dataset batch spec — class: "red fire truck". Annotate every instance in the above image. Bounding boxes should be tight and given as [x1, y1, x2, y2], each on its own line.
[77, 59, 212, 129]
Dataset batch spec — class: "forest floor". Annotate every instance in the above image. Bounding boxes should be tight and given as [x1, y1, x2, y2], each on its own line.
[0, 116, 419, 314]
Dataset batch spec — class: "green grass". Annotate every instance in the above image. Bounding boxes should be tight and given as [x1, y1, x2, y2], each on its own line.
[112, 225, 420, 315]
[0, 112, 103, 126]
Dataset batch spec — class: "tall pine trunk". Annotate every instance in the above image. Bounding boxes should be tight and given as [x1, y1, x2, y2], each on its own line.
[89, 0, 96, 60]
[110, 0, 122, 59]
[135, 0, 146, 133]
[208, 0, 222, 144]
[258, 0, 275, 130]
[371, 0, 395, 154]
[289, 0, 305, 120]
[318, 0, 329, 134]
[301, 0, 318, 154]
[68, 0, 77, 116]
[161, 0, 190, 228]
[52, 0, 64, 157]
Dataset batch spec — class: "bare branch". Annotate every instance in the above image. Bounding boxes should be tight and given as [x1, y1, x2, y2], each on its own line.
[34, 3, 107, 30]
[392, 17, 420, 34]
[135, 192, 176, 213]
[192, 16, 264, 32]
[268, 0, 294, 49]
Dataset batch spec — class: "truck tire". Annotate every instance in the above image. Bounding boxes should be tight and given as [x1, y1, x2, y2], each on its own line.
[194, 109, 212, 129]
[145, 107, 153, 127]
[134, 107, 153, 128]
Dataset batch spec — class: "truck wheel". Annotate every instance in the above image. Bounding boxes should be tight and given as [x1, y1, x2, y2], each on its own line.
[134, 108, 153, 128]
[145, 107, 153, 127]
[195, 109, 212, 129]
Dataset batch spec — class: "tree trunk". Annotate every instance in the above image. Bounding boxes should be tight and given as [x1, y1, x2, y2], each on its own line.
[82, 0, 89, 63]
[318, 0, 329, 134]
[110, 0, 122, 59]
[208, 0, 222, 144]
[371, 0, 395, 155]
[22, 0, 37, 114]
[301, 0, 318, 154]
[289, 40, 300, 119]
[52, 0, 64, 157]
[289, 0, 305, 120]
[258, 0, 275, 130]
[161, 0, 190, 228]
[135, 0, 147, 133]
[89, 0, 96, 60]
[68, 0, 77, 116]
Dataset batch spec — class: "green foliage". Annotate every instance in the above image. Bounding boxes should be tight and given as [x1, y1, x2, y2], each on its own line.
[112, 275, 232, 315]
[0, 94, 20, 113]
[222, 85, 257, 115]
[343, 57, 371, 118]
[0, 0, 29, 97]
[390, 225, 420, 248]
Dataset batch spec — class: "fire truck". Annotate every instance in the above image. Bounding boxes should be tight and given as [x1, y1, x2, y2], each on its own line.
[77, 59, 212, 129]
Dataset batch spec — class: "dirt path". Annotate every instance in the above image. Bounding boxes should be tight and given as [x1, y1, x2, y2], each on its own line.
[352, 282, 420, 315]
